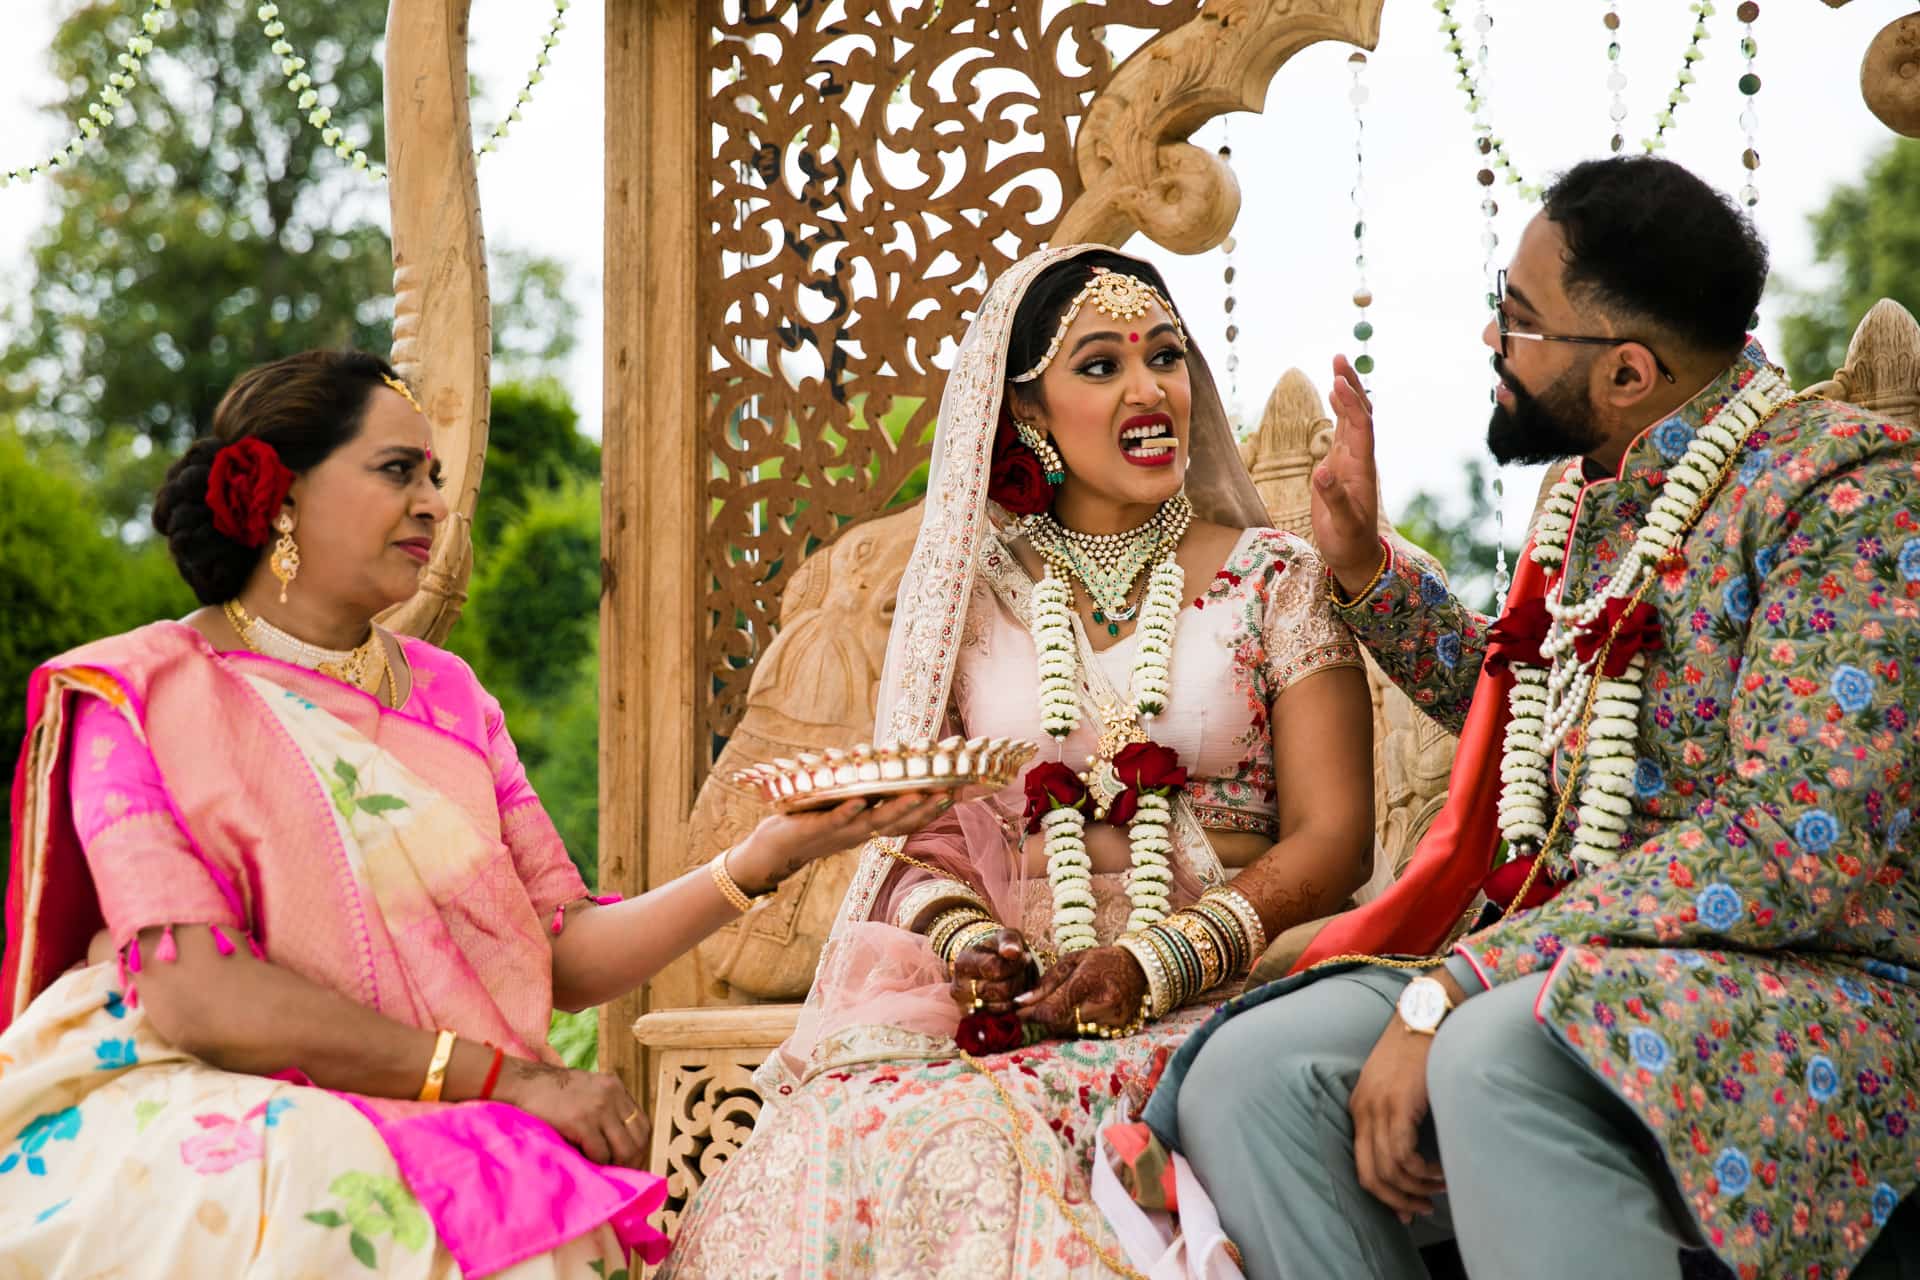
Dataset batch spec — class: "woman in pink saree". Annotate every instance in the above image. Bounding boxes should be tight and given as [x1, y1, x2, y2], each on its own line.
[663, 246, 1379, 1278]
[0, 350, 951, 1277]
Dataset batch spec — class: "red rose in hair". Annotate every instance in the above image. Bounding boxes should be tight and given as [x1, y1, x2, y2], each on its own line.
[1023, 761, 1091, 833]
[988, 413, 1052, 516]
[954, 1011, 1030, 1055]
[206, 438, 296, 548]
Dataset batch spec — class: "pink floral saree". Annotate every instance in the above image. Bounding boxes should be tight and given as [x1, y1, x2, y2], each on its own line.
[0, 620, 667, 1277]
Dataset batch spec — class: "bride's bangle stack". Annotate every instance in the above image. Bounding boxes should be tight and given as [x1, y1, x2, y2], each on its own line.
[928, 904, 999, 967]
[1118, 886, 1267, 1019]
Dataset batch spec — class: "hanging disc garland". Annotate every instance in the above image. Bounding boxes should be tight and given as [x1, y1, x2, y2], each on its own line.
[1219, 125, 1242, 425]
[1349, 52, 1375, 381]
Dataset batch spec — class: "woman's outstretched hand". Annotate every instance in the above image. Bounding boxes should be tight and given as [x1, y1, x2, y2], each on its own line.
[728, 791, 957, 894]
[493, 1057, 651, 1170]
[950, 927, 1037, 1014]
[1014, 945, 1149, 1038]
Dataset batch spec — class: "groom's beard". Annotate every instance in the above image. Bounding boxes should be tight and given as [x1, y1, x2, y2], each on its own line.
[1486, 357, 1607, 465]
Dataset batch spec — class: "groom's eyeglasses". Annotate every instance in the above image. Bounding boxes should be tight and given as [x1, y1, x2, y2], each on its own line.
[1493, 270, 1678, 384]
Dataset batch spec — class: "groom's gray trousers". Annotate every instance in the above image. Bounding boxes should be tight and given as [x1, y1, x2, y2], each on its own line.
[1175, 965, 1920, 1280]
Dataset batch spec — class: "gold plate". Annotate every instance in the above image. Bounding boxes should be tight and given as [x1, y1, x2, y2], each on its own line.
[729, 737, 1039, 815]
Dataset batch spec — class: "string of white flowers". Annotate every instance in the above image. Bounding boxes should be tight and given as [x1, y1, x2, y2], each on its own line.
[1044, 806, 1098, 954]
[1498, 367, 1791, 871]
[1029, 546, 1185, 946]
[477, 0, 570, 155]
[1, 0, 174, 189]
[253, 0, 571, 183]
[256, 3, 383, 178]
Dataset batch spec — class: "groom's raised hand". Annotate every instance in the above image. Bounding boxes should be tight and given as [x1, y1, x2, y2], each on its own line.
[1312, 355, 1386, 597]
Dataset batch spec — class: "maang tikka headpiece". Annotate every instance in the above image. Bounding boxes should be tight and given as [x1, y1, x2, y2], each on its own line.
[381, 373, 426, 418]
[1010, 267, 1189, 384]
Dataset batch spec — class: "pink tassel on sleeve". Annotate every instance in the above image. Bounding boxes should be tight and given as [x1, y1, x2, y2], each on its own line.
[551, 906, 567, 936]
[591, 894, 622, 906]
[246, 934, 265, 961]
[209, 925, 236, 957]
[156, 925, 178, 965]
[127, 938, 143, 973]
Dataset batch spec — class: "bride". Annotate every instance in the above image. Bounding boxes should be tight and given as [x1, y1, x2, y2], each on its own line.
[663, 245, 1377, 1277]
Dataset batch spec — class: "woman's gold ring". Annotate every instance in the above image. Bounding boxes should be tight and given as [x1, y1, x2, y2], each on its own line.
[622, 1109, 641, 1127]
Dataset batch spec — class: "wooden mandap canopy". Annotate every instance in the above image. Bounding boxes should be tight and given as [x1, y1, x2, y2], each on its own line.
[377, 0, 1920, 1108]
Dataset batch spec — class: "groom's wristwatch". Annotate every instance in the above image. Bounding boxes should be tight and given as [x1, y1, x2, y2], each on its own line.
[1395, 976, 1455, 1036]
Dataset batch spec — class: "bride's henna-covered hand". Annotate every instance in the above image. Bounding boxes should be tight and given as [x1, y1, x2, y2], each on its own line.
[1014, 945, 1148, 1036]
[949, 927, 1036, 1014]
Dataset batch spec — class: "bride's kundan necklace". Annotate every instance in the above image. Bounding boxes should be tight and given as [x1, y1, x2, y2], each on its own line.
[223, 598, 393, 705]
[1017, 492, 1192, 952]
[1496, 365, 1794, 877]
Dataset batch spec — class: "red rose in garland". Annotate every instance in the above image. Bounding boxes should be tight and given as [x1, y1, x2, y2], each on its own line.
[206, 438, 297, 547]
[1107, 741, 1189, 824]
[1023, 761, 1092, 833]
[953, 1011, 1032, 1055]
[1486, 595, 1551, 677]
[988, 414, 1052, 516]
[1573, 599, 1665, 678]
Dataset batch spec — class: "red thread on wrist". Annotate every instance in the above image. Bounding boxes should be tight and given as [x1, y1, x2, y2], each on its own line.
[478, 1046, 506, 1101]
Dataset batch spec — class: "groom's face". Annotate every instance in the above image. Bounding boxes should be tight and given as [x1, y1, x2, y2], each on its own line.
[1482, 218, 1609, 466]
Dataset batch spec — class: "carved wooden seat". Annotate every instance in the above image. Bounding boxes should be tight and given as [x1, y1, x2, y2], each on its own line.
[633, 301, 1920, 1235]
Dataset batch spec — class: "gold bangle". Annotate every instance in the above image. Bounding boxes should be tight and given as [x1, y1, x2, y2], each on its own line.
[709, 846, 764, 915]
[1117, 934, 1173, 1020]
[1326, 537, 1391, 608]
[1204, 886, 1268, 971]
[418, 1029, 457, 1102]
[945, 919, 1003, 965]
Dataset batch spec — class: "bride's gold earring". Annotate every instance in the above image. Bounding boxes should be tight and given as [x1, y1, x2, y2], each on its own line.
[1014, 420, 1065, 486]
[269, 512, 300, 604]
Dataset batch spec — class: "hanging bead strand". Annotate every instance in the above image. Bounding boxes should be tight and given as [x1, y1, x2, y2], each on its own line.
[1349, 52, 1375, 380]
[1736, 2, 1762, 212]
[1643, 3, 1714, 155]
[1604, 4, 1627, 154]
[1219, 126, 1242, 424]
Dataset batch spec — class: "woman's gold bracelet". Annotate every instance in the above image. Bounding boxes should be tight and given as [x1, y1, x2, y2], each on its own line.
[1117, 933, 1174, 1020]
[709, 846, 766, 915]
[418, 1029, 457, 1102]
[1325, 536, 1391, 608]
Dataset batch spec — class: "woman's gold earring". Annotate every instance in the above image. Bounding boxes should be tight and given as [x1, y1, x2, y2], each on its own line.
[1013, 420, 1066, 485]
[269, 513, 300, 604]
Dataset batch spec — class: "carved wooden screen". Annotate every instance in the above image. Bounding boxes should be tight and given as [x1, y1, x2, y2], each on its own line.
[696, 0, 1201, 759]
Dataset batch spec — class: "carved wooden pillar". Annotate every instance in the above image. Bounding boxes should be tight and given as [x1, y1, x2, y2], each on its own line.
[600, 0, 701, 1102]
[380, 0, 488, 643]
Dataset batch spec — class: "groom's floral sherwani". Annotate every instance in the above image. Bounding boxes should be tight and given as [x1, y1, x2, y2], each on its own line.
[1334, 344, 1919, 1278]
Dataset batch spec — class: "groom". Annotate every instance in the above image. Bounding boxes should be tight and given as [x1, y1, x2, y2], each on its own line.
[1144, 156, 1919, 1279]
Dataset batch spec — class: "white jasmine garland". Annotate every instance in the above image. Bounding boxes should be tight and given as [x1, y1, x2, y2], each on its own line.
[1498, 368, 1792, 872]
[1027, 502, 1191, 945]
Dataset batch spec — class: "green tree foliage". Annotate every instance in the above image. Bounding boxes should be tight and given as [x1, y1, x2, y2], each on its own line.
[0, 425, 194, 837]
[1394, 458, 1517, 610]
[476, 378, 600, 549]
[454, 474, 602, 882]
[1777, 139, 1920, 389]
[2, 0, 397, 469]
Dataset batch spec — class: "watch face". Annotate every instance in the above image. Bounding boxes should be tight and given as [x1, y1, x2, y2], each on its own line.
[1398, 978, 1448, 1032]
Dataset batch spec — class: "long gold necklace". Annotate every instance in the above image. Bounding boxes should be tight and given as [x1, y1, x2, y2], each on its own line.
[222, 599, 394, 706]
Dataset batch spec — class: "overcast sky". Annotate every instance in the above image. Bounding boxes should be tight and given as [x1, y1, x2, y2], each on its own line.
[2, 1, 1907, 604]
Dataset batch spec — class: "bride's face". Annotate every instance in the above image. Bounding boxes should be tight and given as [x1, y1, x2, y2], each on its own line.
[1014, 296, 1191, 515]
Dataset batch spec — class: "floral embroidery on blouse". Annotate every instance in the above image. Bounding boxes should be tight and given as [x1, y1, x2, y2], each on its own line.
[1183, 531, 1363, 837]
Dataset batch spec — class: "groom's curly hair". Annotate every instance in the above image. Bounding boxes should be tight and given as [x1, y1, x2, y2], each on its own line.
[1006, 250, 1186, 404]
[1544, 156, 1768, 358]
